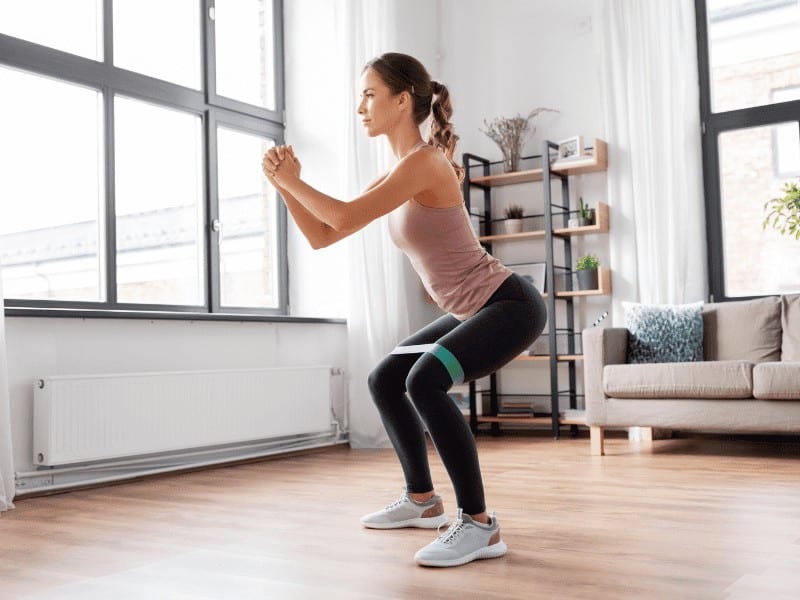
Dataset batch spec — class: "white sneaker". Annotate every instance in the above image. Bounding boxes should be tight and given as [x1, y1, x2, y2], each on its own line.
[360, 490, 448, 529]
[414, 508, 507, 567]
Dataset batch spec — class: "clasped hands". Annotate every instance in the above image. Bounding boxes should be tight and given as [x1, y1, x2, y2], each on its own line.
[262, 144, 301, 187]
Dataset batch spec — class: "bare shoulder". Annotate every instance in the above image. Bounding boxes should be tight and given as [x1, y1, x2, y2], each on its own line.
[398, 145, 462, 208]
[400, 144, 456, 178]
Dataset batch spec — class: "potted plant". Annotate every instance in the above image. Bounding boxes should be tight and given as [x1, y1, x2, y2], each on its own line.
[575, 254, 600, 290]
[504, 204, 525, 234]
[578, 197, 595, 226]
[480, 107, 558, 173]
[762, 180, 800, 239]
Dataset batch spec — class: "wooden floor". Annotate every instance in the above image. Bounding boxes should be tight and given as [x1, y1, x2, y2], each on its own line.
[2, 432, 800, 599]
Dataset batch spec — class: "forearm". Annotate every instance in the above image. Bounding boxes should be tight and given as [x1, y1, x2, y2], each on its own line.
[280, 177, 362, 232]
[277, 186, 347, 249]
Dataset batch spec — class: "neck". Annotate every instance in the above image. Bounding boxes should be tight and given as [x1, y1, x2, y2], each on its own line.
[387, 125, 425, 160]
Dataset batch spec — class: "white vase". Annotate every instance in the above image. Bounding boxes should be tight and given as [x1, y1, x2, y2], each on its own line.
[504, 219, 523, 234]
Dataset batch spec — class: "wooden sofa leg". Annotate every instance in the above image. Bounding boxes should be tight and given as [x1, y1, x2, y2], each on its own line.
[590, 426, 605, 456]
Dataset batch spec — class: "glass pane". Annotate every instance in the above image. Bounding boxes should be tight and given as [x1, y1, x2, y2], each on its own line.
[0, 66, 104, 301]
[114, 97, 204, 305]
[773, 87, 800, 176]
[706, 0, 800, 112]
[113, 0, 201, 89]
[718, 124, 800, 296]
[0, 0, 103, 60]
[214, 0, 276, 110]
[217, 127, 279, 308]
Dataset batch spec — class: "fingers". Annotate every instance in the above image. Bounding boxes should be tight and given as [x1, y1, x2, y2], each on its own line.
[262, 144, 294, 180]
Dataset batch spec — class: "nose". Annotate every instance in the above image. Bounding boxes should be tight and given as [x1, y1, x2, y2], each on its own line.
[357, 98, 366, 115]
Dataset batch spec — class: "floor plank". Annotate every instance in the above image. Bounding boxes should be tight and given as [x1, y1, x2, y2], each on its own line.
[2, 433, 800, 599]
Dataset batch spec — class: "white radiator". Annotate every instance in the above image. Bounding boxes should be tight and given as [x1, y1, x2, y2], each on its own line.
[33, 366, 334, 466]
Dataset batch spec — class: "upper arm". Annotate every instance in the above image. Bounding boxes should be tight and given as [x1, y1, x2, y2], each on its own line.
[332, 151, 437, 231]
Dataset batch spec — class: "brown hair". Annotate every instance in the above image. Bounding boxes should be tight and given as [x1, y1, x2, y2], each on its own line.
[363, 52, 464, 181]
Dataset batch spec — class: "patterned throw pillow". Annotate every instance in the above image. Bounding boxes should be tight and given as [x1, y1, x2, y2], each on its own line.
[623, 301, 704, 364]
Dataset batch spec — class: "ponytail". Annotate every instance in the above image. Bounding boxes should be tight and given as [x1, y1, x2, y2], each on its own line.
[426, 80, 464, 182]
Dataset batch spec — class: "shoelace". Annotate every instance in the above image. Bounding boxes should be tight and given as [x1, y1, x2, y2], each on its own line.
[384, 490, 410, 511]
[436, 508, 465, 545]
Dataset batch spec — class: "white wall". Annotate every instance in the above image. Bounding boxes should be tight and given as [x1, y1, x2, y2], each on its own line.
[439, 0, 610, 408]
[6, 317, 347, 474]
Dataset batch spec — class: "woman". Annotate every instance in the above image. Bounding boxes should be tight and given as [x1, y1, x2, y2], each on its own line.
[262, 52, 546, 568]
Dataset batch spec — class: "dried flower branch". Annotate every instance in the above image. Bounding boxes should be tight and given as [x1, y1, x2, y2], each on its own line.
[480, 108, 558, 172]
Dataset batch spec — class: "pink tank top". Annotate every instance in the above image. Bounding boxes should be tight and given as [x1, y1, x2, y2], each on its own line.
[388, 200, 511, 321]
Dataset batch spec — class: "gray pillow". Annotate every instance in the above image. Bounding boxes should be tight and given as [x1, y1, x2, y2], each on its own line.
[782, 294, 800, 361]
[623, 301, 704, 364]
[702, 296, 782, 363]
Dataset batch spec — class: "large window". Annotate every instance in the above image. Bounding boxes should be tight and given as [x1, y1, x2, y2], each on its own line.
[697, 0, 800, 299]
[0, 0, 287, 317]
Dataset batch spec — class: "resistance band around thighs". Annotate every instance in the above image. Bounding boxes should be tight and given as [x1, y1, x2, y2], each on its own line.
[390, 343, 465, 385]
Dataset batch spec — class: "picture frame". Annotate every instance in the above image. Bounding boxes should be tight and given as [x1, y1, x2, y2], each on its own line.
[557, 135, 584, 161]
[510, 262, 546, 293]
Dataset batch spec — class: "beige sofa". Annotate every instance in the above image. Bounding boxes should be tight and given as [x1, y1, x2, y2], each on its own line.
[584, 295, 800, 455]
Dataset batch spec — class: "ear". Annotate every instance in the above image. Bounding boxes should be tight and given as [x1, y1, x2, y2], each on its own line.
[398, 91, 411, 110]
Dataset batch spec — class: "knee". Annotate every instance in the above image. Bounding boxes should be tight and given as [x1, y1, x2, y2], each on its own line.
[368, 358, 405, 401]
[405, 355, 451, 401]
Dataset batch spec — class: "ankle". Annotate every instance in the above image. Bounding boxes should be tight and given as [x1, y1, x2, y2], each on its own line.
[408, 490, 436, 503]
[470, 511, 490, 524]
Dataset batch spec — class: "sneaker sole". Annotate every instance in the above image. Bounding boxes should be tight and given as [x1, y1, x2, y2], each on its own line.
[414, 540, 508, 567]
[361, 515, 449, 530]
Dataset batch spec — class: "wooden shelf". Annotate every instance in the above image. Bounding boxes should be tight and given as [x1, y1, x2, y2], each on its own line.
[479, 202, 609, 243]
[478, 230, 546, 243]
[514, 354, 583, 362]
[470, 139, 607, 187]
[557, 266, 612, 297]
[550, 139, 608, 176]
[477, 411, 587, 426]
[553, 202, 610, 237]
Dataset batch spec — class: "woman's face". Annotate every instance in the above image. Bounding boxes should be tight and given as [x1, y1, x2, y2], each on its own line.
[357, 68, 406, 138]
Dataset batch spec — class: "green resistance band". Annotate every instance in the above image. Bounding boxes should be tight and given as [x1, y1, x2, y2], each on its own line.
[430, 344, 465, 385]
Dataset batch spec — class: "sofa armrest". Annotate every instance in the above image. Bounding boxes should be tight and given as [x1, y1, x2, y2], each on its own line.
[583, 327, 628, 424]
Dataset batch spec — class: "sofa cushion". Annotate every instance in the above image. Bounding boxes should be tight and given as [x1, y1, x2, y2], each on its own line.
[603, 360, 753, 399]
[702, 296, 782, 363]
[782, 294, 800, 361]
[623, 301, 704, 363]
[753, 362, 800, 400]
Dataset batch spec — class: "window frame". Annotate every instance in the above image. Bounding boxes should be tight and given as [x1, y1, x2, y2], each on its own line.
[0, 0, 295, 320]
[695, 0, 800, 302]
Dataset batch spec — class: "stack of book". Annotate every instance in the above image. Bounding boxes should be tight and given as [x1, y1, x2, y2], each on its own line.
[497, 396, 536, 417]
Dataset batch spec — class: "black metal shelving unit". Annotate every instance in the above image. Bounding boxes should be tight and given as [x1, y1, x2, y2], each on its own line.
[462, 139, 608, 439]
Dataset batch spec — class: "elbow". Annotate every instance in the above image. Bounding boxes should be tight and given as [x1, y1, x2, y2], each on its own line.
[329, 217, 348, 232]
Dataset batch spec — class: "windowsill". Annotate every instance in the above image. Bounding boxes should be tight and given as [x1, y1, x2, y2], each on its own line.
[4, 306, 346, 325]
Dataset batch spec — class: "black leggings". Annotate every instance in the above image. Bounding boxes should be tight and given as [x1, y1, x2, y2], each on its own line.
[367, 273, 547, 515]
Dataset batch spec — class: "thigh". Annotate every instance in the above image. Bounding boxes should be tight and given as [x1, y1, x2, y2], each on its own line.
[434, 297, 546, 383]
[395, 313, 462, 348]
[371, 313, 462, 386]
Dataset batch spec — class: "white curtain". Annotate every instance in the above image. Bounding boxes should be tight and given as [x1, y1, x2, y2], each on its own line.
[0, 272, 15, 512]
[338, 0, 411, 448]
[594, 0, 708, 323]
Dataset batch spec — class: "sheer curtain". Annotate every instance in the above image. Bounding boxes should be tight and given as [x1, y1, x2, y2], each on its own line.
[338, 0, 411, 448]
[594, 0, 708, 323]
[0, 273, 15, 512]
